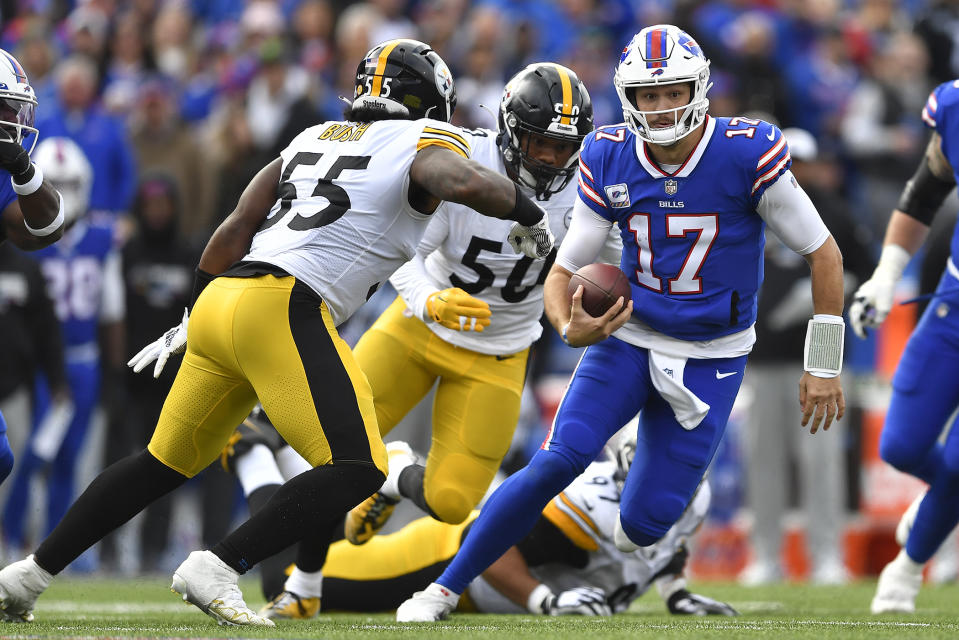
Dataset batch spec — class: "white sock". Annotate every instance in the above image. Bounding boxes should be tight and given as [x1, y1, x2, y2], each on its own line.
[276, 445, 312, 480]
[380, 443, 415, 500]
[235, 445, 284, 496]
[284, 567, 324, 599]
[896, 549, 925, 574]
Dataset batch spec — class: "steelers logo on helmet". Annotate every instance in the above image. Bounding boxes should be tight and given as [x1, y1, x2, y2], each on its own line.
[497, 62, 593, 201]
[0, 48, 38, 153]
[351, 39, 457, 123]
[614, 25, 712, 145]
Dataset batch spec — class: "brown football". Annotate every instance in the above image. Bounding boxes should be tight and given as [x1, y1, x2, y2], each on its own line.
[568, 263, 632, 317]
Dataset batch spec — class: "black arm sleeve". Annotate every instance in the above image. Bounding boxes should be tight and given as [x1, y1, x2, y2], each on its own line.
[897, 155, 956, 225]
[515, 515, 590, 569]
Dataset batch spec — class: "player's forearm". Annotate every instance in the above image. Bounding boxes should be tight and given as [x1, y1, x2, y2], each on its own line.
[544, 265, 575, 332]
[804, 235, 844, 316]
[412, 148, 541, 225]
[3, 183, 64, 250]
[481, 546, 542, 609]
[881, 211, 929, 257]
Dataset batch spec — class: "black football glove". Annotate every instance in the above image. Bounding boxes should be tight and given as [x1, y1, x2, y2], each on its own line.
[0, 137, 33, 182]
[667, 589, 738, 616]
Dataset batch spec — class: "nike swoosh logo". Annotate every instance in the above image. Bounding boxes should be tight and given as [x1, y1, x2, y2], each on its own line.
[495, 354, 514, 361]
[715, 371, 738, 379]
[766, 130, 776, 141]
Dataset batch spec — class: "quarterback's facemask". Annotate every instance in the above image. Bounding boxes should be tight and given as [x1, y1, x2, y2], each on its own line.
[0, 49, 38, 153]
[352, 38, 456, 122]
[498, 62, 593, 200]
[33, 137, 93, 227]
[615, 25, 711, 145]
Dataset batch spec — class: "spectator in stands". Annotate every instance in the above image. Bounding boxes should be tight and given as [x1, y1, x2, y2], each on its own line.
[36, 55, 138, 220]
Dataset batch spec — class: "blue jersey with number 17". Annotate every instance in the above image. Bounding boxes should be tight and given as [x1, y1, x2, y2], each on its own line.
[577, 115, 791, 341]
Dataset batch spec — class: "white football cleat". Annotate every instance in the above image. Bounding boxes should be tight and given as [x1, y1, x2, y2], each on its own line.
[396, 582, 459, 622]
[171, 551, 275, 627]
[0, 555, 53, 623]
[871, 550, 923, 614]
[896, 492, 925, 547]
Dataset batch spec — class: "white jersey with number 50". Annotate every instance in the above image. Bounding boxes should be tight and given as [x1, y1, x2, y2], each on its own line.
[243, 118, 471, 326]
[389, 129, 622, 355]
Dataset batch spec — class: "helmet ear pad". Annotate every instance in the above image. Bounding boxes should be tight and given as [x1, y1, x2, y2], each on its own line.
[497, 62, 593, 200]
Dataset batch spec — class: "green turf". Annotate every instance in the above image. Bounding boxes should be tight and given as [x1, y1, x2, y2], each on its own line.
[1, 577, 957, 639]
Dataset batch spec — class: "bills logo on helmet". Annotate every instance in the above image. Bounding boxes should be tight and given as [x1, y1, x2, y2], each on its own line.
[677, 32, 703, 57]
[664, 179, 678, 195]
[605, 183, 630, 208]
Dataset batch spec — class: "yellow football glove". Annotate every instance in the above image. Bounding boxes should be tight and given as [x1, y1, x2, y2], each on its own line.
[426, 287, 491, 331]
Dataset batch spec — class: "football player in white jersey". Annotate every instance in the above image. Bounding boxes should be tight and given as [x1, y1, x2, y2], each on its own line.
[0, 39, 555, 626]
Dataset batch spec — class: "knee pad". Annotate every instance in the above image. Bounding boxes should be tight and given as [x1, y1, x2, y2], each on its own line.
[425, 453, 495, 524]
[620, 490, 689, 547]
[879, 428, 926, 473]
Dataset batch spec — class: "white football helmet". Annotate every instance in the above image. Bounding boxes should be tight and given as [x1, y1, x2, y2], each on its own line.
[33, 137, 93, 226]
[0, 49, 38, 153]
[614, 25, 711, 145]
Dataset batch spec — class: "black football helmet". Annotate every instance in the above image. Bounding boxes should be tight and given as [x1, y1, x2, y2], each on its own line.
[498, 63, 593, 200]
[352, 39, 456, 122]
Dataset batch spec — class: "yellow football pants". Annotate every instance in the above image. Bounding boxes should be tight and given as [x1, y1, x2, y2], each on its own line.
[148, 275, 387, 477]
[353, 296, 528, 523]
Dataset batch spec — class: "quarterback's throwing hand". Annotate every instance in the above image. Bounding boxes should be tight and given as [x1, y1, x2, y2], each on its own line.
[426, 287, 491, 331]
[508, 212, 554, 259]
[128, 308, 189, 378]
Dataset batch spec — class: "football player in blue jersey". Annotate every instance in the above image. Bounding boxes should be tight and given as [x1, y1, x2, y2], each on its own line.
[851, 79, 959, 614]
[397, 24, 846, 621]
[1, 137, 124, 560]
[0, 48, 67, 490]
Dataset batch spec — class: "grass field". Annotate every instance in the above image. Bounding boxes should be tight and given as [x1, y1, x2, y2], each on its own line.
[1, 577, 957, 639]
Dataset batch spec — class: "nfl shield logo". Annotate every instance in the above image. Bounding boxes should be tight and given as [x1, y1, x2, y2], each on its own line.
[664, 179, 678, 196]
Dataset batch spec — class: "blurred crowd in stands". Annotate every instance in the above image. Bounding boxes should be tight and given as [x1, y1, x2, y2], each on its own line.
[1, 0, 958, 580]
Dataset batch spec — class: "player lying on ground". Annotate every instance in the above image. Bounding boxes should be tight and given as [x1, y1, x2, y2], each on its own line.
[222, 410, 736, 619]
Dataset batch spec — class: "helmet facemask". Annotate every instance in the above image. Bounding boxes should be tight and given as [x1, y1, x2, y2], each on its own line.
[0, 49, 37, 153]
[614, 26, 712, 146]
[501, 114, 580, 200]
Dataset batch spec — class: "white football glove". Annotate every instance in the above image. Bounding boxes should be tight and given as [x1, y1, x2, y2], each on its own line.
[848, 245, 910, 339]
[666, 589, 738, 616]
[508, 211, 554, 259]
[127, 308, 189, 378]
[540, 586, 612, 616]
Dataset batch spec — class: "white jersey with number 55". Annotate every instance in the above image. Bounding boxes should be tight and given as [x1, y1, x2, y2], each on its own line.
[390, 129, 622, 355]
[243, 118, 471, 326]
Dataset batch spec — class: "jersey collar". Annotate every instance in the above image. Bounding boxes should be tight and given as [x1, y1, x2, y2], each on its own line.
[635, 115, 715, 179]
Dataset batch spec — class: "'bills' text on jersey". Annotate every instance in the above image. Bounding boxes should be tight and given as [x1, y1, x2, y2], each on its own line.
[577, 115, 791, 341]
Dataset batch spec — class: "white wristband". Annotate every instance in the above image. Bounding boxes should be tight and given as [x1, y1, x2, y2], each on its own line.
[804, 313, 844, 378]
[873, 244, 911, 282]
[23, 191, 64, 237]
[526, 583, 554, 614]
[12, 163, 43, 195]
